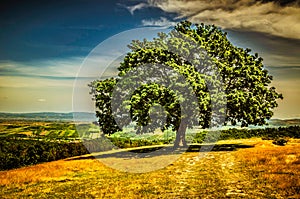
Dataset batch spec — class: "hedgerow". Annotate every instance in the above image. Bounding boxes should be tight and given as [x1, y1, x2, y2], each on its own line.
[1, 125, 299, 171]
[0, 138, 89, 170]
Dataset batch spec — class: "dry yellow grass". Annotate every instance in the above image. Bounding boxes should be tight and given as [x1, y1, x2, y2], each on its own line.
[235, 139, 300, 198]
[0, 138, 299, 198]
[0, 159, 104, 185]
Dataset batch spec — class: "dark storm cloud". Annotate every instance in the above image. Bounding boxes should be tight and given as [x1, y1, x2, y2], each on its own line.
[145, 0, 300, 40]
[260, 0, 300, 6]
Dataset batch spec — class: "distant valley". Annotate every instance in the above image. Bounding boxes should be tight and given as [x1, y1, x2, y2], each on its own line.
[0, 112, 96, 122]
[0, 112, 299, 127]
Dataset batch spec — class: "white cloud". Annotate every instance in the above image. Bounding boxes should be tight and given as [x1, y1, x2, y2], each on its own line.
[37, 98, 46, 102]
[142, 17, 178, 27]
[0, 57, 86, 89]
[119, 3, 151, 15]
[0, 57, 83, 78]
[146, 0, 300, 39]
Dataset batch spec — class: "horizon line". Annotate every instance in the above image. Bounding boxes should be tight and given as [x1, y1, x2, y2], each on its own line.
[0, 111, 299, 120]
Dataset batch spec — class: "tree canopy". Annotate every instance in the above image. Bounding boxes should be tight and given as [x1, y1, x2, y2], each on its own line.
[90, 21, 283, 147]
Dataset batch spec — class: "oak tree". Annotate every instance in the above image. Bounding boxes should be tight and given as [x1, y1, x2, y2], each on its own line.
[90, 21, 283, 147]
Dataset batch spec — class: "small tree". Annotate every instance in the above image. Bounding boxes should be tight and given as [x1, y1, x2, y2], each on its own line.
[90, 21, 283, 147]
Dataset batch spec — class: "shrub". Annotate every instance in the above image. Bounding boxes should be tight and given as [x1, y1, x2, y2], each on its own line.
[0, 138, 89, 171]
[272, 138, 288, 146]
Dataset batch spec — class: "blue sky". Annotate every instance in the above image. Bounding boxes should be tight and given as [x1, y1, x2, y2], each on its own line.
[0, 0, 299, 119]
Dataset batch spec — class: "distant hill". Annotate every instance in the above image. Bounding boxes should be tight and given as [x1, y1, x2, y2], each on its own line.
[0, 112, 299, 127]
[0, 112, 96, 122]
[267, 119, 300, 127]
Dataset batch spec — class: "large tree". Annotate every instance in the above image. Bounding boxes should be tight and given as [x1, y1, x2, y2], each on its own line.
[90, 21, 283, 147]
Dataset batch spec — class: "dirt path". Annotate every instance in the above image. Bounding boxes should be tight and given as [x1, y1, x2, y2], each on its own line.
[164, 151, 254, 198]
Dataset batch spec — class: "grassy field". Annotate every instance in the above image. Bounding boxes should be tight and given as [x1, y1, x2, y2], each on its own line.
[0, 120, 78, 139]
[0, 138, 299, 198]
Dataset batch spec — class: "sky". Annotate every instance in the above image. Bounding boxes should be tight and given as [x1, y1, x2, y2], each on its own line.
[0, 0, 299, 119]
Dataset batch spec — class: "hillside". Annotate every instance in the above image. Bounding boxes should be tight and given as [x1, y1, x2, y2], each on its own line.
[0, 138, 299, 198]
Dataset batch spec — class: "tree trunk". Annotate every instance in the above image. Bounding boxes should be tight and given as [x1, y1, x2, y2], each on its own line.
[174, 119, 188, 148]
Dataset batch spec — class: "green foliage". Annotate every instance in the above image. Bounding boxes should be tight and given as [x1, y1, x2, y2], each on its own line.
[0, 138, 89, 170]
[106, 126, 300, 148]
[90, 78, 121, 135]
[83, 137, 115, 152]
[174, 21, 283, 126]
[90, 20, 282, 140]
[107, 129, 174, 148]
[1, 122, 299, 171]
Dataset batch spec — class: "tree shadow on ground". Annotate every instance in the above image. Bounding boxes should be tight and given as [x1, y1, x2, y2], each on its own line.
[66, 143, 254, 161]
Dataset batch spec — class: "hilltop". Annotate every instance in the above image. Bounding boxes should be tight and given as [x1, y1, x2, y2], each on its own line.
[0, 112, 96, 122]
